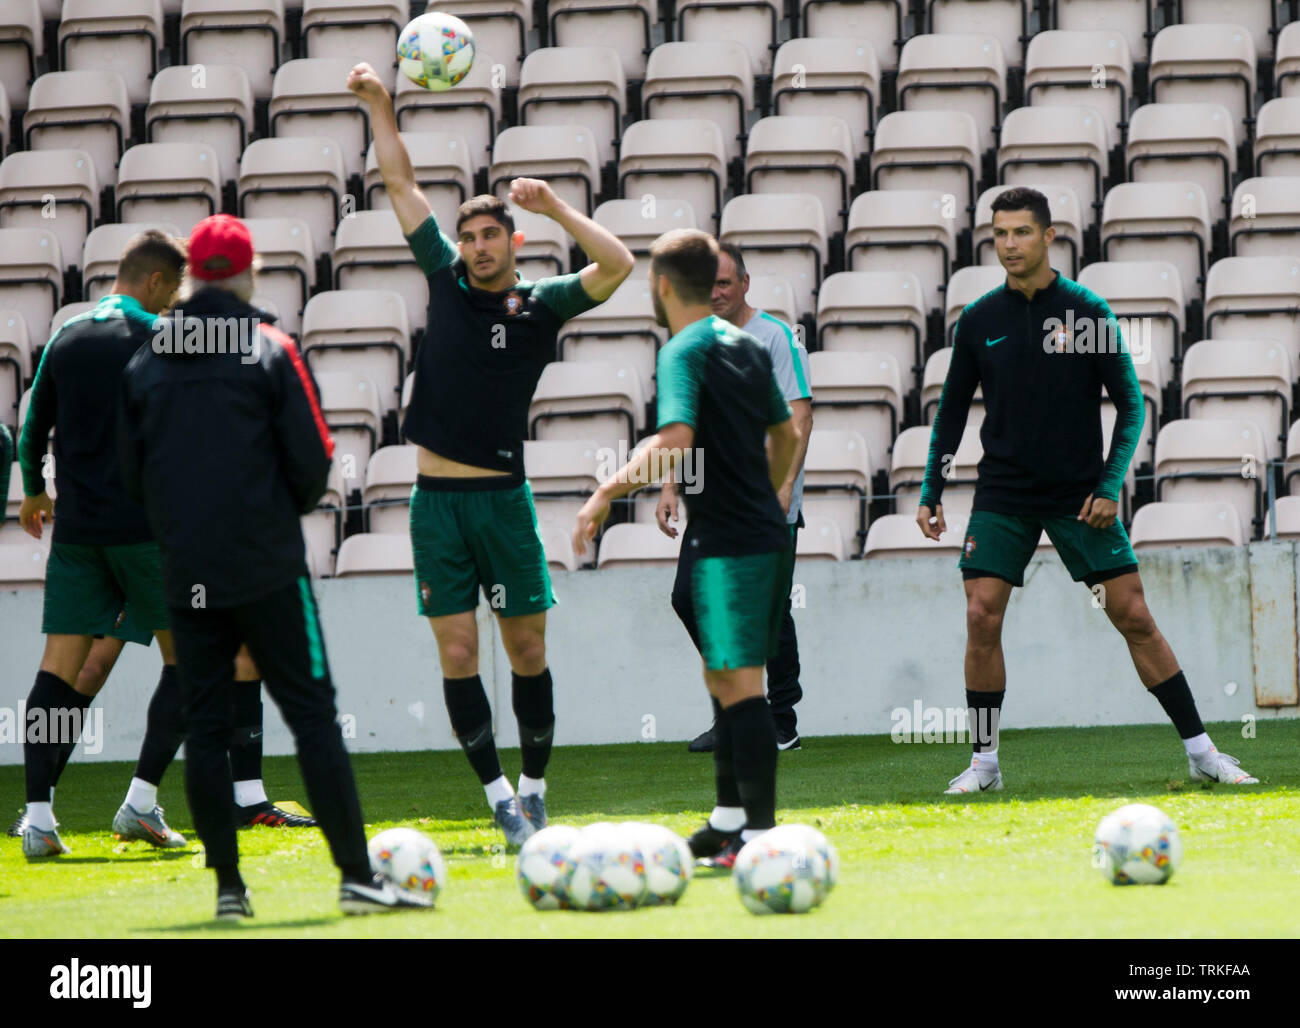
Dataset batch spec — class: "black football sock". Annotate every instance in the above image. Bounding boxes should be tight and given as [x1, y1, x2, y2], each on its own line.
[966, 689, 1005, 754]
[443, 675, 504, 785]
[134, 665, 185, 786]
[228, 679, 265, 785]
[340, 863, 373, 885]
[725, 696, 778, 833]
[1148, 671, 1206, 740]
[214, 865, 245, 892]
[24, 671, 90, 804]
[512, 668, 555, 780]
[51, 689, 95, 790]
[711, 697, 742, 811]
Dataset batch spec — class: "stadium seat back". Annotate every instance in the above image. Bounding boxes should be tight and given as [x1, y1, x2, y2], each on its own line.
[239, 137, 348, 251]
[0, 0, 42, 110]
[1129, 500, 1244, 549]
[332, 209, 429, 333]
[1254, 97, 1300, 176]
[1100, 180, 1211, 304]
[864, 511, 965, 558]
[816, 270, 927, 383]
[424, 0, 532, 87]
[772, 38, 880, 159]
[548, 0, 656, 82]
[1076, 259, 1185, 378]
[302, 288, 411, 416]
[301, 0, 406, 92]
[334, 532, 414, 576]
[720, 193, 828, 323]
[0, 227, 62, 346]
[619, 118, 728, 232]
[0, 150, 99, 279]
[530, 360, 645, 456]
[642, 41, 754, 166]
[558, 279, 664, 399]
[998, 104, 1109, 231]
[270, 58, 371, 180]
[1180, 338, 1291, 461]
[117, 142, 222, 236]
[1024, 30, 1132, 150]
[872, 110, 981, 231]
[745, 115, 855, 239]
[24, 70, 130, 190]
[1204, 255, 1300, 372]
[1125, 103, 1237, 223]
[59, 0, 163, 105]
[943, 264, 1005, 342]
[810, 350, 903, 466]
[147, 64, 256, 186]
[847, 189, 957, 311]
[675, 0, 779, 77]
[898, 33, 1007, 155]
[1149, 24, 1256, 141]
[1154, 418, 1266, 538]
[181, 0, 286, 100]
[593, 197, 698, 278]
[921, 346, 985, 427]
[365, 130, 475, 232]
[1230, 176, 1300, 258]
[519, 45, 626, 169]
[242, 216, 317, 338]
[799, 0, 902, 72]
[595, 521, 681, 568]
[490, 124, 601, 217]
[929, 0, 1025, 67]
[1054, 0, 1151, 63]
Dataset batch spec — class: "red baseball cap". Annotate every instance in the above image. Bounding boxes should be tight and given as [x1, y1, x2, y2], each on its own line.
[188, 214, 255, 281]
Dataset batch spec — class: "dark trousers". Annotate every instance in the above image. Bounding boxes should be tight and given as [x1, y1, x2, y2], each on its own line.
[167, 577, 367, 871]
[670, 519, 803, 730]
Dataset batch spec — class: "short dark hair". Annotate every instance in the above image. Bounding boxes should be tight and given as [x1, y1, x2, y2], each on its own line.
[650, 229, 719, 305]
[118, 230, 187, 283]
[456, 194, 515, 235]
[990, 187, 1052, 231]
[717, 242, 747, 280]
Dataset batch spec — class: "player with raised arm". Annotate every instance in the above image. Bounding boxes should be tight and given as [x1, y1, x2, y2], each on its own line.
[917, 187, 1257, 794]
[574, 229, 800, 870]
[347, 62, 634, 846]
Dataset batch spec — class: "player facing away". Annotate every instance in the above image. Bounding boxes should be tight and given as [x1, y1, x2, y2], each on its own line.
[573, 230, 801, 869]
[917, 187, 1257, 793]
[658, 243, 812, 753]
[347, 62, 634, 846]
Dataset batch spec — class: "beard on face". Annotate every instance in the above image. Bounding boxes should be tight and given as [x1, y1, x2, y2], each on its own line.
[650, 278, 668, 328]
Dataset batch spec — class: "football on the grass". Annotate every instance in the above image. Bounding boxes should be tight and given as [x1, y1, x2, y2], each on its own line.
[368, 827, 447, 903]
[1093, 803, 1182, 885]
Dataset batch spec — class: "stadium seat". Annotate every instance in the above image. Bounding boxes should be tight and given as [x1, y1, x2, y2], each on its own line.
[845, 189, 956, 310]
[301, 0, 406, 92]
[799, 0, 903, 73]
[921, 347, 984, 427]
[593, 197, 698, 277]
[180, 0, 285, 101]
[512, 207, 571, 280]
[1154, 418, 1266, 539]
[816, 271, 927, 384]
[674, 0, 779, 77]
[1126, 103, 1236, 223]
[641, 41, 753, 168]
[362, 442, 417, 534]
[1149, 24, 1256, 144]
[332, 209, 427, 333]
[242, 216, 316, 338]
[1052, 0, 1152, 64]
[745, 115, 856, 240]
[872, 110, 981, 232]
[745, 276, 797, 330]
[0, 228, 61, 346]
[1180, 338, 1291, 461]
[720, 193, 828, 324]
[1100, 344, 1162, 470]
[1100, 181, 1212, 302]
[116, 142, 221, 235]
[547, 0, 655, 82]
[1024, 30, 1132, 150]
[302, 288, 410, 416]
[0, 83, 9, 160]
[314, 371, 384, 480]
[0, 309, 29, 434]
[772, 38, 880, 160]
[302, 461, 345, 577]
[557, 278, 664, 398]
[801, 428, 873, 552]
[863, 511, 965, 559]
[619, 118, 728, 233]
[944, 264, 1005, 344]
[146, 65, 255, 188]
[595, 522, 681, 568]
[540, 520, 579, 572]
[239, 137, 348, 252]
[0, 150, 98, 278]
[797, 514, 847, 561]
[270, 59, 371, 181]
[334, 532, 414, 576]
[928, 0, 1026, 68]
[1229, 176, 1300, 257]
[59, 0, 163, 106]
[1076, 259, 1185, 379]
[1265, 494, 1300, 538]
[425, 0, 531, 87]
[49, 301, 97, 337]
[808, 350, 904, 467]
[0, 538, 49, 588]
[1179, 0, 1277, 61]
[1254, 97, 1300, 177]
[1129, 499, 1245, 550]
[975, 182, 1084, 278]
[24, 71, 130, 190]
[898, 34, 1007, 157]
[364, 130, 474, 232]
[530, 361, 646, 456]
[526, 437, 603, 562]
[1277, 22, 1300, 98]
[1203, 255, 1300, 371]
[998, 105, 1109, 231]
[6, 456, 26, 513]
[0, 0, 41, 111]
[490, 125, 601, 217]
[394, 49, 502, 167]
[519, 46, 626, 171]
[890, 422, 981, 519]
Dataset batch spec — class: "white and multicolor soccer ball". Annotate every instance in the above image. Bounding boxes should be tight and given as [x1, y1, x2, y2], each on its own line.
[517, 824, 580, 911]
[760, 824, 839, 904]
[566, 823, 646, 911]
[628, 822, 693, 906]
[1093, 803, 1183, 885]
[397, 12, 475, 92]
[734, 828, 827, 915]
[368, 827, 447, 904]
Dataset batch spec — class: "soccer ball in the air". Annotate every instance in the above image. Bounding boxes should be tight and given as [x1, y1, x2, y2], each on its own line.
[517, 824, 581, 910]
[566, 823, 646, 911]
[397, 12, 475, 91]
[1093, 803, 1182, 885]
[734, 828, 828, 915]
[368, 827, 447, 904]
[628, 822, 693, 906]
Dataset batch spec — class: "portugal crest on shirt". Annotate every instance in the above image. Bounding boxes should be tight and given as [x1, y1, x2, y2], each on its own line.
[503, 292, 523, 316]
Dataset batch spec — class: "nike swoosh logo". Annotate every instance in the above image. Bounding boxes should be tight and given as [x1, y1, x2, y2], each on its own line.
[979, 779, 995, 791]
[249, 731, 263, 739]
[985, 336, 1006, 347]
[464, 728, 491, 749]
[138, 818, 166, 843]
[531, 733, 551, 744]
[528, 593, 544, 603]
[1111, 546, 1125, 554]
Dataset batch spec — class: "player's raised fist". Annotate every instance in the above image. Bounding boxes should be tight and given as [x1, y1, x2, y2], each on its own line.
[917, 503, 946, 541]
[508, 178, 561, 217]
[346, 63, 389, 103]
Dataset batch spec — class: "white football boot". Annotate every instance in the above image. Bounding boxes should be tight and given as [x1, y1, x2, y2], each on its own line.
[1189, 748, 1259, 784]
[944, 755, 1004, 794]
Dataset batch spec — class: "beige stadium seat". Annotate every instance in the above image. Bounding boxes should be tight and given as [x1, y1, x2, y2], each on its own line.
[921, 347, 985, 427]
[59, 0, 162, 106]
[0, 0, 41, 111]
[1076, 259, 1185, 379]
[675, 0, 779, 77]
[425, 0, 532, 87]
[557, 279, 664, 398]
[594, 197, 697, 277]
[1204, 255, 1300, 370]
[898, 33, 1007, 156]
[332, 209, 428, 333]
[809, 350, 903, 466]
[301, 0, 405, 92]
[1230, 176, 1300, 257]
[302, 289, 410, 415]
[1180, 0, 1276, 61]
[975, 182, 1083, 278]
[799, 0, 903, 73]
[1180, 338, 1291, 460]
[314, 371, 384, 480]
[816, 271, 927, 382]
[890, 422, 981, 519]
[595, 522, 681, 569]
[1254, 97, 1300, 177]
[0, 228, 61, 345]
[50, 301, 97, 337]
[302, 462, 345, 577]
[399, 370, 413, 424]
[1100, 344, 1162, 470]
[512, 207, 570, 280]
[772, 38, 880, 160]
[362, 443, 417, 534]
[1267, 495, 1300, 538]
[547, 0, 656, 82]
[845, 190, 956, 310]
[619, 118, 728, 232]
[1278, 22, 1300, 98]
[270, 58, 370, 180]
[0, 80, 9, 159]
[642, 41, 754, 167]
[944, 264, 1005, 343]
[928, 0, 1026, 68]
[24, 71, 129, 190]
[146, 65, 255, 187]
[745, 276, 797, 330]
[1126, 103, 1236, 222]
[864, 511, 965, 558]
[541, 521, 579, 572]
[364, 130, 474, 232]
[796, 515, 847, 561]
[239, 137, 348, 251]
[334, 532, 414, 576]
[1287, 420, 1300, 494]
[801, 428, 873, 552]
[1155, 418, 1266, 539]
[490, 125, 601, 217]
[394, 49, 502, 167]
[181, 0, 285, 101]
[1149, 24, 1256, 144]
[720, 193, 827, 323]
[1024, 30, 1132, 150]
[530, 361, 645, 456]
[0, 538, 50, 588]
[998, 104, 1108, 230]
[242, 217, 317, 337]
[7, 456, 27, 512]
[519, 46, 626, 170]
[1100, 181, 1211, 302]
[0, 309, 29, 433]
[1129, 500, 1245, 550]
[526, 437, 603, 560]
[116, 143, 221, 236]
[745, 115, 856, 240]
[872, 110, 981, 232]
[0, 150, 98, 277]
[1053, 0, 1152, 63]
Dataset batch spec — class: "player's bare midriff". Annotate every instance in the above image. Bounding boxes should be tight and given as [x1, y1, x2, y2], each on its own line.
[417, 445, 511, 478]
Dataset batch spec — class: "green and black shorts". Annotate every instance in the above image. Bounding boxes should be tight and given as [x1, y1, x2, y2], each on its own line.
[957, 509, 1138, 588]
[42, 540, 168, 644]
[692, 547, 795, 672]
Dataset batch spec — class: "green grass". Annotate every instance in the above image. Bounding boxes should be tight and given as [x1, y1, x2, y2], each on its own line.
[3, 721, 1299, 938]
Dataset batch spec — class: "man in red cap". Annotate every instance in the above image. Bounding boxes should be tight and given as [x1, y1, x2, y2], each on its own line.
[119, 214, 422, 919]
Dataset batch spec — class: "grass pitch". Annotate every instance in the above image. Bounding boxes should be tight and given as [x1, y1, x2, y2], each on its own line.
[2, 721, 1298, 938]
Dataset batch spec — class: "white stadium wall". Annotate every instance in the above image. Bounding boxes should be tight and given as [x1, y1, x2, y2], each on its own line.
[0, 543, 1296, 765]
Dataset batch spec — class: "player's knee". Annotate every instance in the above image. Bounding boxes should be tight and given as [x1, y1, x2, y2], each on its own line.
[1111, 596, 1157, 641]
[965, 601, 1004, 646]
[506, 632, 546, 673]
[440, 636, 478, 676]
[75, 658, 112, 695]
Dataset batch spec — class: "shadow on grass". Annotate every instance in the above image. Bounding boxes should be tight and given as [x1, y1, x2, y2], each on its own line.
[146, 916, 338, 933]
